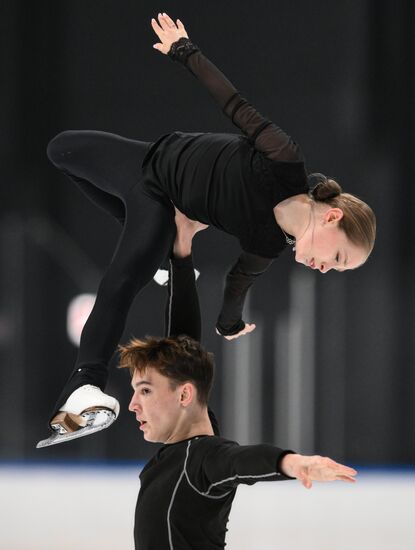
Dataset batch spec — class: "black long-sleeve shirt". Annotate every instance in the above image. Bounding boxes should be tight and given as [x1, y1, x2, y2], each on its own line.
[142, 38, 309, 335]
[135, 435, 292, 549]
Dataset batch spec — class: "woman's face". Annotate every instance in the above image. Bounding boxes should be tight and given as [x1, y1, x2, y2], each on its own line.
[294, 208, 367, 273]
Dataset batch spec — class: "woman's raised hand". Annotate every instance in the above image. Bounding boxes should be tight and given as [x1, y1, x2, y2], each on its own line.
[151, 13, 188, 55]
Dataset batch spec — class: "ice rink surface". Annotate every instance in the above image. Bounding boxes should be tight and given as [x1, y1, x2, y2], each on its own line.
[0, 464, 414, 550]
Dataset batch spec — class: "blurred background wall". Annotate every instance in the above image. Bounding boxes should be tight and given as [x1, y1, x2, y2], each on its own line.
[0, 0, 414, 468]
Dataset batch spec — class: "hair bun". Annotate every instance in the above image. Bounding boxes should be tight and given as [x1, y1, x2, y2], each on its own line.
[308, 173, 342, 202]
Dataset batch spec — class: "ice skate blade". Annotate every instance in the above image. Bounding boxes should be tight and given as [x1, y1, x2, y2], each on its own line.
[36, 409, 117, 448]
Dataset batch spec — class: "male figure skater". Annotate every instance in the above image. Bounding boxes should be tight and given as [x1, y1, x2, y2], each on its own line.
[119, 212, 357, 549]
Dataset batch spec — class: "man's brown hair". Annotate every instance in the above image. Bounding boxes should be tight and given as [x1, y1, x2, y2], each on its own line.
[118, 335, 214, 406]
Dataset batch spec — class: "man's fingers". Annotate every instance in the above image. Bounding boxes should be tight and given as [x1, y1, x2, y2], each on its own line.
[335, 468, 357, 478]
[177, 19, 185, 30]
[300, 474, 312, 489]
[313, 457, 357, 479]
[336, 475, 357, 483]
[331, 463, 358, 478]
[328, 458, 357, 474]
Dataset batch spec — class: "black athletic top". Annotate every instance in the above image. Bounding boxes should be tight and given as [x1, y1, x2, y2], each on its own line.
[135, 435, 292, 550]
[142, 38, 309, 335]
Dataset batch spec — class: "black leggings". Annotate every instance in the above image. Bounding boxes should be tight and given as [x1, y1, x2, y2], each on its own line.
[47, 130, 176, 416]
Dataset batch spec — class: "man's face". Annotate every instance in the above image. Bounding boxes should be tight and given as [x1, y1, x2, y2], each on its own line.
[128, 367, 183, 443]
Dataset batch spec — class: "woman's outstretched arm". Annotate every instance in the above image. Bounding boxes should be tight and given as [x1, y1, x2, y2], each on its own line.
[151, 13, 303, 162]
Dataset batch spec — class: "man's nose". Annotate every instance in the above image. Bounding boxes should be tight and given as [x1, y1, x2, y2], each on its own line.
[128, 393, 141, 412]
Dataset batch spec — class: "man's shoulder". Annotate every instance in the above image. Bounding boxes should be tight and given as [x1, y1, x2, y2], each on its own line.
[140, 436, 240, 473]
[189, 435, 239, 456]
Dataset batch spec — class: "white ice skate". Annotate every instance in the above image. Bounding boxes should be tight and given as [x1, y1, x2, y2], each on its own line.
[153, 267, 200, 286]
[36, 385, 120, 448]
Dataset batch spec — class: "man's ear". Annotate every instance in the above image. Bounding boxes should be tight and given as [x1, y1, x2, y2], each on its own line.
[324, 207, 344, 224]
[180, 383, 195, 408]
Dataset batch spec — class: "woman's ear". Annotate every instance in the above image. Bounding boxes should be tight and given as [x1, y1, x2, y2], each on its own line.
[324, 207, 344, 224]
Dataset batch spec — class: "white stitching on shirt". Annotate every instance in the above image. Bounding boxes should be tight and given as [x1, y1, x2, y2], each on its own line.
[167, 466, 185, 550]
[184, 440, 280, 498]
[167, 260, 173, 336]
[207, 471, 278, 491]
[184, 440, 231, 499]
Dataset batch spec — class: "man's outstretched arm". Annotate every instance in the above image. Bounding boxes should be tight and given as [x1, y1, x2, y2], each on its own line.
[195, 439, 357, 494]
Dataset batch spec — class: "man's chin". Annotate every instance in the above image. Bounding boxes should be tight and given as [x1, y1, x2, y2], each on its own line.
[143, 432, 162, 443]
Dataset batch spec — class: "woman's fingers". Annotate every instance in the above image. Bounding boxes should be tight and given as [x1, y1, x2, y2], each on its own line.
[151, 18, 164, 40]
[244, 323, 256, 334]
[151, 13, 188, 55]
[224, 323, 256, 340]
[162, 13, 177, 28]
[157, 13, 170, 31]
[151, 14, 172, 37]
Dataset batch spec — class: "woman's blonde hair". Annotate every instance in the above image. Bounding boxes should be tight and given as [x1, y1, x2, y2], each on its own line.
[308, 173, 376, 256]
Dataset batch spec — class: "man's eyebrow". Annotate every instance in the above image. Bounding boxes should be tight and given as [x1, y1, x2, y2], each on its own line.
[131, 380, 152, 389]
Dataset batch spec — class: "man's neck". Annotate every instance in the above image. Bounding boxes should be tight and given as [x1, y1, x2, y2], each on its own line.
[164, 410, 214, 444]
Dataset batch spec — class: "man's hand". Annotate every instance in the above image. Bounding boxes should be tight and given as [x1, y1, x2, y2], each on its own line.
[216, 323, 256, 340]
[280, 454, 357, 489]
[151, 13, 188, 55]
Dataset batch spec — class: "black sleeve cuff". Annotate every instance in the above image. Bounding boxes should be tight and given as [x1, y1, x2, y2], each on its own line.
[168, 37, 200, 64]
[216, 319, 245, 337]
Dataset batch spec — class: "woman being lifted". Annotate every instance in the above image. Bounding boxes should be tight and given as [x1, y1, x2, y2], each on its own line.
[39, 13, 376, 446]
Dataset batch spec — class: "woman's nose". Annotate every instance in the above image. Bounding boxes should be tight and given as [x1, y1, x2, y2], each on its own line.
[320, 262, 334, 273]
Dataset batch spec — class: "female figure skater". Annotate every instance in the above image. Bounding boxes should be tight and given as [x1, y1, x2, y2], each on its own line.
[38, 13, 375, 446]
